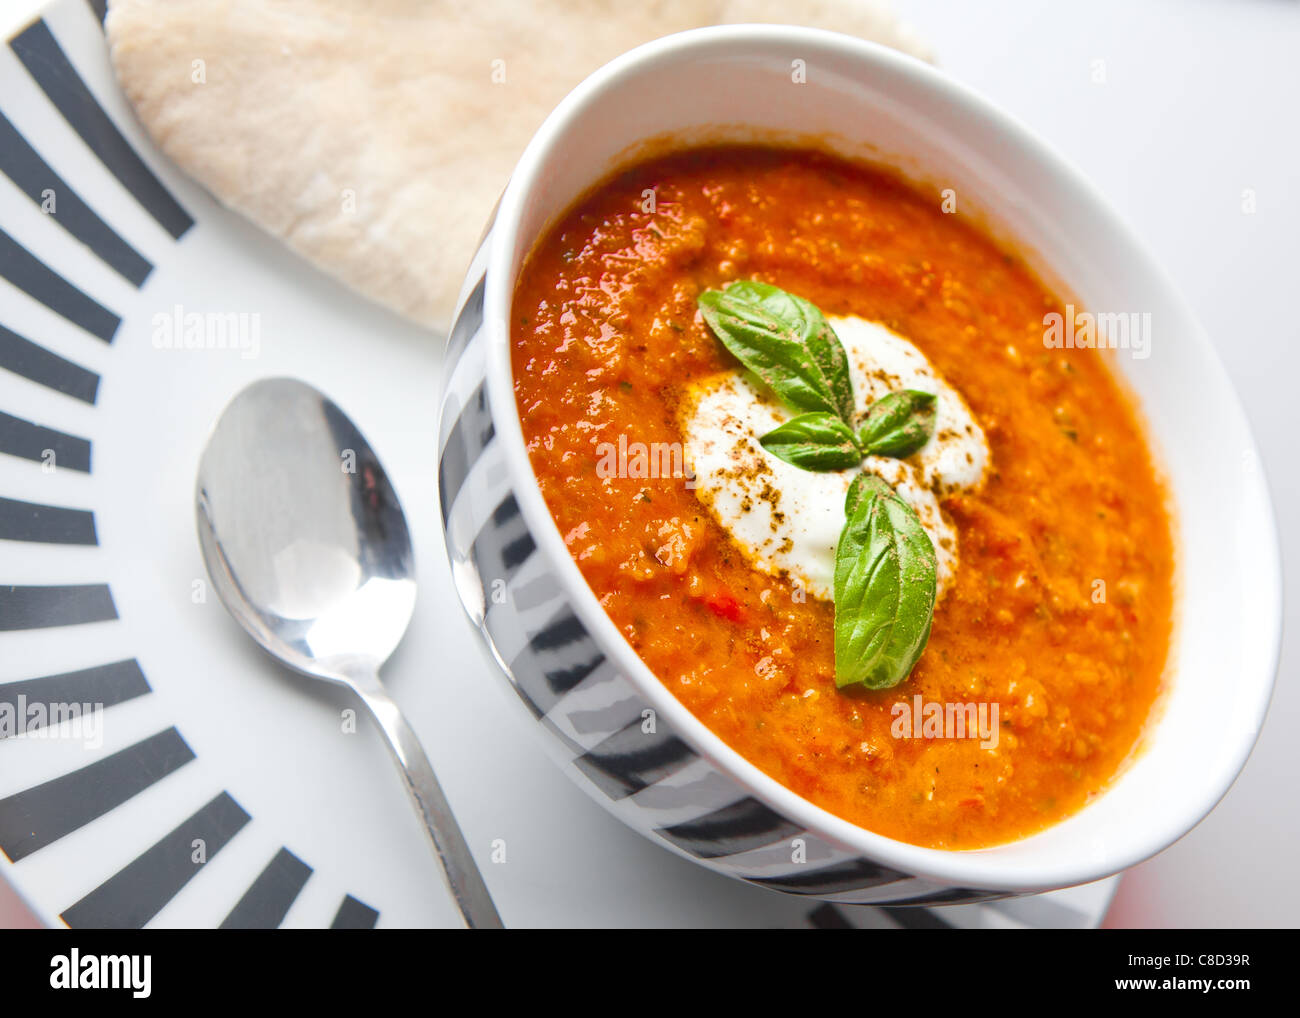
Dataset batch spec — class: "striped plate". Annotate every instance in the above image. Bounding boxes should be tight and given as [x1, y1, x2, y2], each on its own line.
[0, 0, 1115, 928]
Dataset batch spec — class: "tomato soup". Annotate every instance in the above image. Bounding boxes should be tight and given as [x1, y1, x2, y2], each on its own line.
[510, 146, 1174, 849]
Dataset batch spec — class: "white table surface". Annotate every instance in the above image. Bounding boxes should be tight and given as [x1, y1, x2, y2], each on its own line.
[2, 0, 1295, 929]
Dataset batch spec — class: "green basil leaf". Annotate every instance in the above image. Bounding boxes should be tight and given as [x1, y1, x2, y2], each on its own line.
[843, 470, 873, 517]
[858, 389, 937, 458]
[759, 412, 864, 471]
[697, 288, 841, 418]
[834, 474, 937, 689]
[721, 281, 856, 423]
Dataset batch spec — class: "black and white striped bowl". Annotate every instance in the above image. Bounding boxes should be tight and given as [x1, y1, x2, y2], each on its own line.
[438, 27, 1282, 904]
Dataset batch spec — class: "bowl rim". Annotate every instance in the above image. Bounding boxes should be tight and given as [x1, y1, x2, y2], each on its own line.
[477, 23, 1284, 891]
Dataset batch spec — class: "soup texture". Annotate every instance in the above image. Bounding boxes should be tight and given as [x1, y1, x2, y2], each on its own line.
[510, 146, 1174, 849]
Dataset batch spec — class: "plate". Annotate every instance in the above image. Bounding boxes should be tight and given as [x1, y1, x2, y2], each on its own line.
[0, 0, 1115, 928]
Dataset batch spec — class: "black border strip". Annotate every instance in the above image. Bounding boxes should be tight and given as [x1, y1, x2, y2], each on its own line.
[0, 728, 195, 862]
[0, 323, 99, 403]
[573, 716, 695, 800]
[0, 227, 119, 342]
[438, 382, 493, 520]
[330, 894, 379, 930]
[220, 848, 313, 929]
[444, 274, 485, 366]
[10, 19, 193, 239]
[470, 494, 536, 593]
[656, 797, 803, 860]
[500, 608, 607, 719]
[0, 659, 150, 732]
[0, 111, 151, 286]
[0, 494, 96, 544]
[891, 886, 1001, 907]
[0, 409, 92, 472]
[0, 584, 116, 630]
[61, 792, 251, 929]
[747, 857, 906, 896]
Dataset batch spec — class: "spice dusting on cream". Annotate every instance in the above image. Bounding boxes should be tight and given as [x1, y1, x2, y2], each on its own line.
[679, 316, 990, 600]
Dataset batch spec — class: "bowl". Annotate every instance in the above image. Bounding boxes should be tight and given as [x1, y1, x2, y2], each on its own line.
[436, 25, 1282, 903]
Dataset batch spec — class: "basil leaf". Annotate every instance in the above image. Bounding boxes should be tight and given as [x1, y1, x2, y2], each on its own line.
[843, 470, 873, 517]
[759, 412, 864, 471]
[834, 474, 937, 689]
[722, 281, 856, 423]
[697, 288, 841, 418]
[858, 390, 937, 458]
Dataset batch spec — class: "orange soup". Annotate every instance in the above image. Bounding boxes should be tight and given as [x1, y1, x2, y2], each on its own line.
[510, 146, 1174, 849]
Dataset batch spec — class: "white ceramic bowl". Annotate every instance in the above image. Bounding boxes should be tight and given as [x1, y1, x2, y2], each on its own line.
[437, 25, 1282, 903]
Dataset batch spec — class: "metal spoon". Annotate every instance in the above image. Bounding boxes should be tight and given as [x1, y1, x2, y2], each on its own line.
[195, 377, 503, 929]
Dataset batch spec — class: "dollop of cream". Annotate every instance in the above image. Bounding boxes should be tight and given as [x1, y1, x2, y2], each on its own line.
[678, 316, 989, 601]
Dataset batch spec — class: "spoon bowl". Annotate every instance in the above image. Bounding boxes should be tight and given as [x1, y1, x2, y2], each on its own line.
[196, 378, 415, 680]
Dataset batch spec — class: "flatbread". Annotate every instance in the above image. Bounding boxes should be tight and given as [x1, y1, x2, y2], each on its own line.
[106, 0, 930, 331]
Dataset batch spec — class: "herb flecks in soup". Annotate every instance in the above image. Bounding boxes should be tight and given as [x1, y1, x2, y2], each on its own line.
[511, 147, 1175, 849]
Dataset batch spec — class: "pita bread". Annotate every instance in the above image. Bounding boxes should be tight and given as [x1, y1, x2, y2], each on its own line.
[106, 0, 930, 331]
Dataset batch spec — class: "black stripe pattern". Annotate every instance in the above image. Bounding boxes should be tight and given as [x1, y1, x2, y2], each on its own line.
[471, 494, 535, 591]
[0, 659, 148, 737]
[220, 848, 313, 929]
[10, 19, 193, 239]
[573, 716, 695, 800]
[0, 323, 99, 403]
[894, 886, 1001, 906]
[438, 381, 494, 520]
[0, 111, 151, 285]
[0, 584, 115, 630]
[61, 792, 251, 929]
[0, 494, 96, 544]
[748, 857, 906, 896]
[0, 7, 401, 930]
[0, 409, 92, 471]
[502, 609, 607, 719]
[656, 797, 803, 860]
[0, 228, 119, 342]
[445, 274, 485, 365]
[0, 728, 195, 862]
[331, 894, 379, 930]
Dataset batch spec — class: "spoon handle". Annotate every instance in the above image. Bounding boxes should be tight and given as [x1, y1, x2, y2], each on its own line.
[350, 670, 504, 929]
